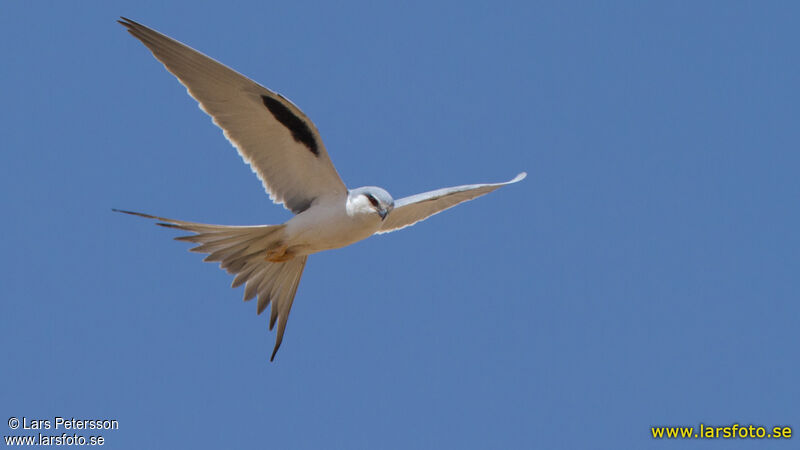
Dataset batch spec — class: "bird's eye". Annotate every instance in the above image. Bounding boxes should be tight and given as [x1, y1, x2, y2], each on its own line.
[366, 194, 380, 208]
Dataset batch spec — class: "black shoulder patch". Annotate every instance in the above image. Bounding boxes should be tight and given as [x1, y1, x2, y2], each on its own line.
[290, 198, 314, 214]
[261, 95, 319, 156]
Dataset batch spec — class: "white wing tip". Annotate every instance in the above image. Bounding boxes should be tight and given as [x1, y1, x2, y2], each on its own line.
[509, 172, 527, 183]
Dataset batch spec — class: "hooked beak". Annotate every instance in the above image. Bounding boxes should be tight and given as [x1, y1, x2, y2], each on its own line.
[378, 208, 388, 221]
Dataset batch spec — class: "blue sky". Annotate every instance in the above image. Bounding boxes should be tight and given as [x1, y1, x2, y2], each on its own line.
[2, 1, 798, 449]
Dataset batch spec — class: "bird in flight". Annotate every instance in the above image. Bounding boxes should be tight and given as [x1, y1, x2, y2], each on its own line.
[116, 17, 526, 361]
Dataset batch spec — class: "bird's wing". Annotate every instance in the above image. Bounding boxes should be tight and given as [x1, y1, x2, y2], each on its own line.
[377, 172, 526, 234]
[119, 18, 347, 214]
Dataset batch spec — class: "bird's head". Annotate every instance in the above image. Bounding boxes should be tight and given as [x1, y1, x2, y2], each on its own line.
[347, 187, 394, 220]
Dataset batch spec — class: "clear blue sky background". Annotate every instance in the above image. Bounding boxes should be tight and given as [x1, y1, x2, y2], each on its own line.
[2, 2, 798, 449]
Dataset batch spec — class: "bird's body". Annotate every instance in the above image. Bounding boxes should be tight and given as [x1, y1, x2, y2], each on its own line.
[117, 17, 525, 360]
[283, 188, 387, 256]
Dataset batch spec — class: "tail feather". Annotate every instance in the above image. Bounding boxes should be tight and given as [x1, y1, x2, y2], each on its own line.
[269, 259, 306, 361]
[232, 263, 259, 288]
[243, 265, 267, 301]
[114, 208, 307, 361]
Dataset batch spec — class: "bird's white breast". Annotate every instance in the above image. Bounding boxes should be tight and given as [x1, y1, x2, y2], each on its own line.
[284, 195, 382, 255]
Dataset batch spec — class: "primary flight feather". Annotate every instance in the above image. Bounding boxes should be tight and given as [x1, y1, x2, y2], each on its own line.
[116, 17, 526, 361]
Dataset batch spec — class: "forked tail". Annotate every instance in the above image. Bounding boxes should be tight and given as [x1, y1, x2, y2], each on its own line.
[113, 209, 306, 361]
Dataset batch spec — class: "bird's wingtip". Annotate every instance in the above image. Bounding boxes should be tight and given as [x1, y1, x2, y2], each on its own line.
[510, 172, 527, 183]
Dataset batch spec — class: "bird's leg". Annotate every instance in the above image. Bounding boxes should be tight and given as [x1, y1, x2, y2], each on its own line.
[265, 243, 292, 262]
